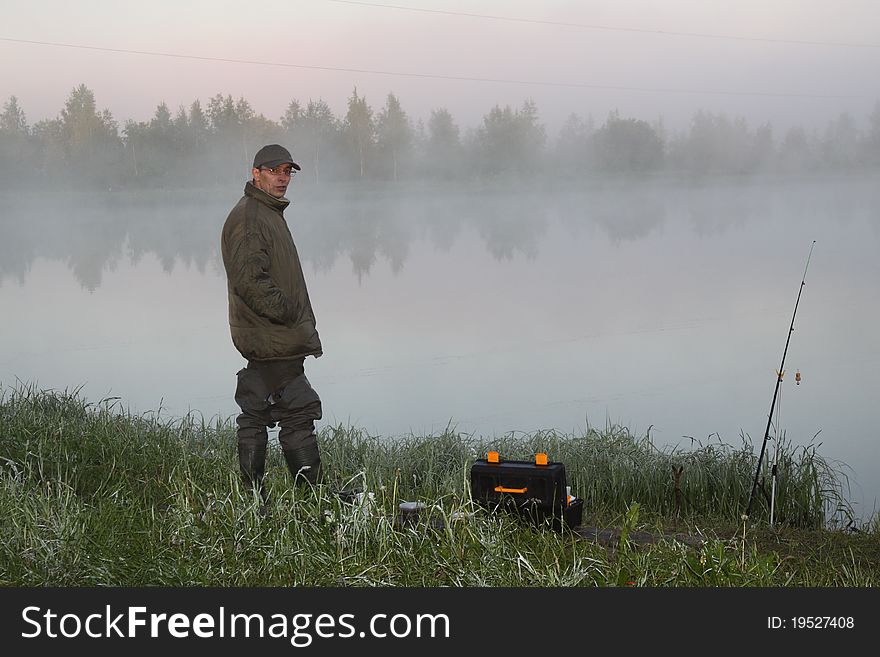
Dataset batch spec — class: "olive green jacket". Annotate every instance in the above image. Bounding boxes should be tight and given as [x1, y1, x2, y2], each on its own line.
[221, 182, 322, 361]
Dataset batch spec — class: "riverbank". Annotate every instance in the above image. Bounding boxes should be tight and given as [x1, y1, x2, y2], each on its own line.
[1, 384, 876, 586]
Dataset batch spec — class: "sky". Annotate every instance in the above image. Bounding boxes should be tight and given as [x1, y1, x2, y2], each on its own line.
[2, 0, 880, 137]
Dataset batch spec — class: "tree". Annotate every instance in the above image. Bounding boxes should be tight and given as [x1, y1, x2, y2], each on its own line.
[207, 93, 237, 135]
[31, 118, 65, 171]
[1, 96, 28, 134]
[58, 84, 123, 183]
[128, 101, 184, 182]
[207, 93, 257, 155]
[280, 99, 313, 177]
[517, 98, 546, 168]
[423, 107, 462, 180]
[671, 111, 753, 174]
[207, 94, 281, 180]
[180, 99, 210, 161]
[475, 104, 515, 176]
[777, 126, 814, 173]
[152, 102, 173, 132]
[751, 123, 774, 172]
[474, 99, 546, 178]
[343, 87, 374, 179]
[173, 105, 188, 132]
[60, 85, 118, 152]
[375, 92, 413, 181]
[822, 112, 861, 169]
[0, 96, 33, 181]
[280, 99, 303, 134]
[122, 120, 145, 177]
[246, 113, 284, 153]
[152, 100, 212, 179]
[280, 99, 305, 165]
[592, 111, 663, 173]
[554, 112, 594, 174]
[299, 99, 339, 184]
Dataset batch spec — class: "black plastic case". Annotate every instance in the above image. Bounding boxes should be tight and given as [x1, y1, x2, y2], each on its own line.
[470, 452, 583, 530]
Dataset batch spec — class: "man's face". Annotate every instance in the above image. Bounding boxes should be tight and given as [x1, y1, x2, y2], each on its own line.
[252, 164, 295, 198]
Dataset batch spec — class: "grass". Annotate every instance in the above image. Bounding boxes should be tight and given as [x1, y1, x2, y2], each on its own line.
[0, 383, 876, 587]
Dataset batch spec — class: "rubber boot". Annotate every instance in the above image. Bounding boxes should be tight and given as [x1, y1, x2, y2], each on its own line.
[282, 443, 324, 487]
[238, 443, 269, 511]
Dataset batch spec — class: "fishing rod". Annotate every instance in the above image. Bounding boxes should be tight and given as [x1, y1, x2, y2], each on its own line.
[770, 380, 782, 527]
[746, 240, 816, 519]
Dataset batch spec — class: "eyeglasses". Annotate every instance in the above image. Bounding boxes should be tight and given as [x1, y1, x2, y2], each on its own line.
[260, 166, 296, 177]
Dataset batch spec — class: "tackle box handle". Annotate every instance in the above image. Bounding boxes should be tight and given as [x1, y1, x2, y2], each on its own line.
[494, 486, 528, 494]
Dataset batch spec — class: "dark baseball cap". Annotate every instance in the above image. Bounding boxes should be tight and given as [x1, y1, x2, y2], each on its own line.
[253, 144, 301, 171]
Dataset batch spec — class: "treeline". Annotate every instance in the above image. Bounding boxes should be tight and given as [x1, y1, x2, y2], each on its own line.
[2, 83, 880, 189]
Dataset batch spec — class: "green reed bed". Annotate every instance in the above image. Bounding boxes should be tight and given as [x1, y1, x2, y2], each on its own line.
[0, 384, 875, 587]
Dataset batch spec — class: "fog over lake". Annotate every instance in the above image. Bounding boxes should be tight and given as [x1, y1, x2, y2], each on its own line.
[1, 175, 878, 518]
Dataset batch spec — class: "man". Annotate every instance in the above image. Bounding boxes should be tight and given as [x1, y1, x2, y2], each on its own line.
[221, 144, 323, 503]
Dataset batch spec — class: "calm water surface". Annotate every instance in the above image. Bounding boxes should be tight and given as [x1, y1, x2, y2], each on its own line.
[2, 176, 878, 518]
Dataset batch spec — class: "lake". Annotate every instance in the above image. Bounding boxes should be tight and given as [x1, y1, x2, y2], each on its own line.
[1, 174, 878, 520]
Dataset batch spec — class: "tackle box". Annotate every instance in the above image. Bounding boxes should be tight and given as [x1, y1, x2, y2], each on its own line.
[470, 451, 583, 530]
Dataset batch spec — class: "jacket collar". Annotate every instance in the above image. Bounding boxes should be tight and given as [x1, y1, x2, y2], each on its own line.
[244, 181, 290, 213]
